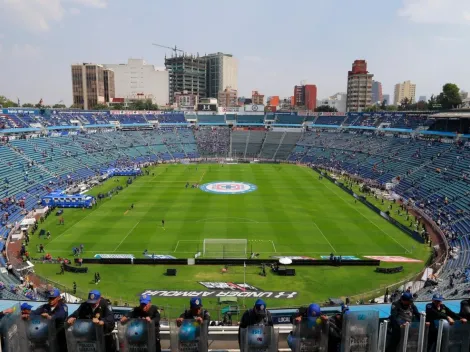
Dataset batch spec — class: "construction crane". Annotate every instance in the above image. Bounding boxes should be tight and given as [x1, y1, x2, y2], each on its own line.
[152, 43, 184, 55]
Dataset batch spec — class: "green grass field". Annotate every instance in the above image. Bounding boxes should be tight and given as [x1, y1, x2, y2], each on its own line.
[29, 164, 430, 313]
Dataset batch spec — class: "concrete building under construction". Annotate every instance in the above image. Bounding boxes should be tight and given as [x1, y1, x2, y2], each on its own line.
[165, 54, 207, 104]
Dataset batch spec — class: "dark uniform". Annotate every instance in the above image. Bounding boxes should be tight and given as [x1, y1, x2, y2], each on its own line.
[126, 298, 161, 352]
[238, 299, 274, 348]
[425, 294, 462, 351]
[178, 297, 210, 350]
[69, 290, 116, 352]
[387, 294, 420, 352]
[328, 306, 349, 352]
[32, 300, 69, 351]
[459, 299, 470, 320]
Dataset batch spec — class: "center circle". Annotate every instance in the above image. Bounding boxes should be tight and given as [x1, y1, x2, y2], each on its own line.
[200, 181, 257, 195]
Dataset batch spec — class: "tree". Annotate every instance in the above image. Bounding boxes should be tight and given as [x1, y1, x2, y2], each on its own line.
[22, 103, 35, 107]
[363, 105, 379, 112]
[427, 95, 441, 110]
[0, 96, 19, 108]
[386, 105, 398, 111]
[52, 104, 66, 108]
[93, 104, 109, 110]
[436, 83, 462, 109]
[112, 103, 124, 110]
[380, 100, 388, 110]
[315, 105, 337, 112]
[70, 104, 82, 109]
[399, 97, 412, 111]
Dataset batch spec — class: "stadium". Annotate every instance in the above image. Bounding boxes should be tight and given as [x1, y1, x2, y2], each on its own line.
[0, 107, 470, 350]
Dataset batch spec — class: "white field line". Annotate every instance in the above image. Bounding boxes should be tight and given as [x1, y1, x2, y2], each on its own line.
[320, 179, 411, 253]
[113, 221, 140, 252]
[312, 221, 336, 252]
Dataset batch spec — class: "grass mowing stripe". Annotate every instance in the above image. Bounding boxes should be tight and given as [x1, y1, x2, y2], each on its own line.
[319, 176, 412, 253]
[113, 221, 140, 252]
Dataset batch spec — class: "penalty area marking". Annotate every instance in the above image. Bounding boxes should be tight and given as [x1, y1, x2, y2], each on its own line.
[113, 221, 140, 252]
[174, 240, 201, 253]
[312, 221, 336, 253]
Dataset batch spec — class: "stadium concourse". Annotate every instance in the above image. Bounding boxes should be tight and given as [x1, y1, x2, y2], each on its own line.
[0, 109, 468, 350]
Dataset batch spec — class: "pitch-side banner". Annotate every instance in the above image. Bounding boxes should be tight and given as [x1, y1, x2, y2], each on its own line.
[141, 290, 298, 299]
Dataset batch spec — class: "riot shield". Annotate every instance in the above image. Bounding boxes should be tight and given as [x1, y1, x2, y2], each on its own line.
[170, 319, 208, 352]
[397, 314, 428, 352]
[437, 320, 470, 352]
[240, 325, 278, 352]
[292, 317, 328, 352]
[65, 319, 106, 352]
[0, 303, 28, 352]
[25, 315, 58, 352]
[341, 310, 379, 352]
[118, 319, 156, 352]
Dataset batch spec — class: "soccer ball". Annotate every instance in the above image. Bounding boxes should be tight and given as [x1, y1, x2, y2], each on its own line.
[126, 320, 147, 343]
[178, 321, 198, 342]
[27, 318, 49, 341]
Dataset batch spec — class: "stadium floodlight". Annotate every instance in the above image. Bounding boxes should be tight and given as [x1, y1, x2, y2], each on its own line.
[203, 239, 248, 259]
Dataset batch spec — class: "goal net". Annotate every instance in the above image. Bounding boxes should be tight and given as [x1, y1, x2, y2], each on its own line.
[203, 239, 248, 258]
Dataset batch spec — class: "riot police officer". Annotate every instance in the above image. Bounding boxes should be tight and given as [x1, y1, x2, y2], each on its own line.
[176, 297, 210, 326]
[121, 294, 161, 352]
[67, 290, 116, 352]
[386, 292, 420, 352]
[238, 299, 274, 348]
[425, 293, 467, 351]
[21, 302, 33, 320]
[32, 288, 68, 351]
[329, 305, 348, 352]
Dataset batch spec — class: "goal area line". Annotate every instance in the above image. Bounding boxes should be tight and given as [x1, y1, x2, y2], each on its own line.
[173, 239, 277, 254]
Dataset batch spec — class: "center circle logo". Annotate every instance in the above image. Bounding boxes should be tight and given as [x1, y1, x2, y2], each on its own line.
[200, 181, 257, 195]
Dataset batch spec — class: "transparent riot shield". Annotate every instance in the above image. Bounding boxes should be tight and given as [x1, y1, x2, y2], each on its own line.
[341, 310, 379, 352]
[65, 319, 106, 352]
[170, 319, 208, 352]
[292, 317, 328, 352]
[436, 319, 470, 352]
[240, 325, 278, 352]
[397, 313, 428, 352]
[118, 319, 156, 352]
[0, 304, 28, 352]
[25, 315, 58, 352]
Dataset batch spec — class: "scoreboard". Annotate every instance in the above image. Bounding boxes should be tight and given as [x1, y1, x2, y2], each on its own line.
[197, 103, 217, 112]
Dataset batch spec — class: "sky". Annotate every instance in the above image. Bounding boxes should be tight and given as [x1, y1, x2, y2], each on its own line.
[0, 0, 469, 106]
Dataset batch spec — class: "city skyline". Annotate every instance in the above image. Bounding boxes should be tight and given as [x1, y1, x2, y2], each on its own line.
[0, 0, 468, 106]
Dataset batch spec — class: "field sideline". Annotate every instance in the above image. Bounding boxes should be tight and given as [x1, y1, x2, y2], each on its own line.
[30, 164, 430, 309]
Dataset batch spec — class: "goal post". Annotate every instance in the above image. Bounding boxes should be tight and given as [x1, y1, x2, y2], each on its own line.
[203, 239, 248, 258]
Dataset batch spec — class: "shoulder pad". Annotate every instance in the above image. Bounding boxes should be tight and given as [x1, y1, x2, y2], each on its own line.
[426, 304, 432, 308]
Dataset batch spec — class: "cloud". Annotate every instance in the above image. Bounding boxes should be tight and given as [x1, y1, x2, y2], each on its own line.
[0, 34, 4, 39]
[69, 7, 81, 15]
[11, 44, 42, 58]
[3, 0, 64, 31]
[243, 56, 262, 63]
[398, 0, 470, 24]
[69, 0, 107, 8]
[2, 0, 107, 32]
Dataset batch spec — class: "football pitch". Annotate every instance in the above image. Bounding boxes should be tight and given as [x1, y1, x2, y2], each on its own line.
[31, 164, 430, 310]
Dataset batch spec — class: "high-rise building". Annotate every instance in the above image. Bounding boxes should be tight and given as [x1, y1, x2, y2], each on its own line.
[165, 54, 207, 104]
[382, 94, 390, 105]
[217, 87, 238, 108]
[252, 91, 264, 105]
[293, 84, 317, 111]
[103, 69, 115, 104]
[346, 60, 373, 112]
[103, 59, 169, 106]
[267, 96, 280, 107]
[371, 81, 383, 104]
[205, 53, 238, 99]
[394, 80, 416, 105]
[418, 95, 427, 102]
[71, 63, 114, 110]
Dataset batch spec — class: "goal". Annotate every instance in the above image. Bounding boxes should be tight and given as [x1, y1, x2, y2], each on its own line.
[203, 239, 248, 258]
